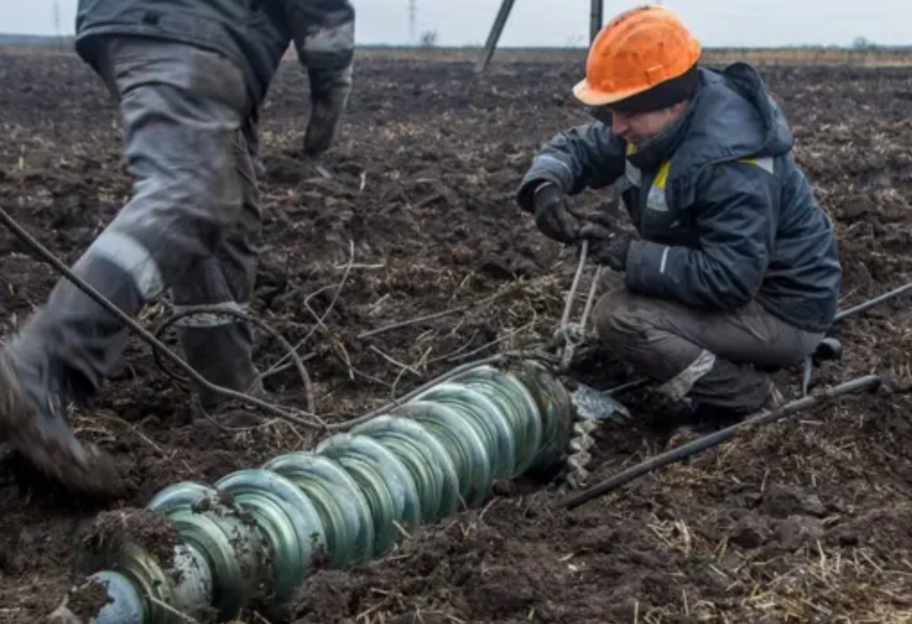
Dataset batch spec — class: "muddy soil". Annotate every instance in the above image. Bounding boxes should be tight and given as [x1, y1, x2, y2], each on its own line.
[1, 52, 912, 623]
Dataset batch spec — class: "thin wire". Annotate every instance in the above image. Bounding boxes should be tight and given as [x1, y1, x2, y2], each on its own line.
[580, 265, 602, 334]
[151, 305, 316, 416]
[553, 240, 602, 371]
[260, 239, 356, 380]
[0, 205, 323, 430]
[559, 240, 589, 327]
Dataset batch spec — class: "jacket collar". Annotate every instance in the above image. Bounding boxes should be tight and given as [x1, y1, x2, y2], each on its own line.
[625, 97, 697, 172]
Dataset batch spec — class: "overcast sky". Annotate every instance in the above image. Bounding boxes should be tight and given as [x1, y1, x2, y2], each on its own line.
[2, 0, 909, 47]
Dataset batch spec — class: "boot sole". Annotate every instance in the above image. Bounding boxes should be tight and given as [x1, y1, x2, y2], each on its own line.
[0, 354, 126, 499]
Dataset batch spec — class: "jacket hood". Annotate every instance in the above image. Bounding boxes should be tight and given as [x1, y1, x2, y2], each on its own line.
[668, 63, 794, 181]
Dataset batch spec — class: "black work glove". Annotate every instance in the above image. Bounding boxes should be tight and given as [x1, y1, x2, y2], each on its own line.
[532, 183, 583, 244]
[580, 211, 633, 272]
[304, 65, 353, 156]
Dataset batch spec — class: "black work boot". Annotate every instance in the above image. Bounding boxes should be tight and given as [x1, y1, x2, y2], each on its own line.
[0, 335, 126, 499]
[654, 379, 786, 447]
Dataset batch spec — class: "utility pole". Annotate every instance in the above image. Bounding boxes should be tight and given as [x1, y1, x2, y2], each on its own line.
[408, 0, 417, 45]
[590, 0, 603, 43]
[53, 0, 63, 50]
[474, 0, 516, 74]
[477, 0, 604, 74]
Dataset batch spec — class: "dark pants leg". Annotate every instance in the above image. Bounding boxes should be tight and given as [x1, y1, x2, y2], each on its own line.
[592, 279, 824, 415]
[169, 127, 263, 408]
[0, 35, 253, 493]
[14, 35, 254, 393]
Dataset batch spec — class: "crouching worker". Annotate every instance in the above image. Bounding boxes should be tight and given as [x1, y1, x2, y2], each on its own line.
[516, 5, 842, 430]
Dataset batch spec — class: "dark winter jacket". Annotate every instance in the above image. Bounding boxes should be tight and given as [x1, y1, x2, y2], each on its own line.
[74, 0, 355, 107]
[517, 62, 842, 334]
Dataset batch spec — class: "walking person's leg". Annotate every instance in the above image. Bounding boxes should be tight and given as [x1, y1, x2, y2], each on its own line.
[0, 35, 252, 496]
[169, 126, 263, 409]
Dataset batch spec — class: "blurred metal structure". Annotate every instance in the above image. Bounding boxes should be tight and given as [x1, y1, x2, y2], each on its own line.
[476, 0, 604, 73]
[590, 0, 605, 42]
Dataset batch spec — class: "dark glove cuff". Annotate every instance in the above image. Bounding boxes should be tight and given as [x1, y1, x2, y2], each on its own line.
[531, 182, 567, 218]
[622, 237, 642, 272]
[516, 179, 552, 213]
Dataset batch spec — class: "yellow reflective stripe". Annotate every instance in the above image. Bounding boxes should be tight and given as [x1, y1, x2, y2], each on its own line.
[653, 160, 672, 189]
[735, 156, 774, 174]
[80, 230, 164, 299]
[646, 160, 672, 212]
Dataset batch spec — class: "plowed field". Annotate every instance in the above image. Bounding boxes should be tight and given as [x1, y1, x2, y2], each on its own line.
[2, 52, 912, 623]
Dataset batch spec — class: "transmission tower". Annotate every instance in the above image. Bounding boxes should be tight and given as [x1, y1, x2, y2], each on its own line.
[476, 0, 604, 73]
[408, 0, 417, 45]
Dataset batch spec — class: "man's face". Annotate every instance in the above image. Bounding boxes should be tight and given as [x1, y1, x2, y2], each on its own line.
[591, 101, 689, 147]
[609, 107, 679, 146]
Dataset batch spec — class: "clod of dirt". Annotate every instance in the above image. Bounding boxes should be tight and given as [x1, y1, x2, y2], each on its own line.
[825, 503, 912, 556]
[81, 508, 180, 569]
[65, 577, 113, 621]
[289, 570, 366, 621]
[190, 490, 258, 529]
[572, 524, 623, 553]
[464, 565, 540, 618]
[838, 195, 876, 220]
[827, 525, 861, 546]
[773, 515, 825, 551]
[758, 483, 827, 518]
[728, 513, 771, 549]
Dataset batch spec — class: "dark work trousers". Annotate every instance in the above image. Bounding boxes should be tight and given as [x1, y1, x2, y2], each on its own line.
[7, 35, 262, 410]
[592, 273, 825, 415]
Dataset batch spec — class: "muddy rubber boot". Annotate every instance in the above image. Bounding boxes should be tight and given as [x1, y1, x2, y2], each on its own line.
[173, 317, 266, 428]
[0, 336, 126, 500]
[177, 321, 260, 407]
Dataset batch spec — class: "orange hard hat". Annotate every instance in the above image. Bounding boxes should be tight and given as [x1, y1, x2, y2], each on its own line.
[573, 4, 701, 108]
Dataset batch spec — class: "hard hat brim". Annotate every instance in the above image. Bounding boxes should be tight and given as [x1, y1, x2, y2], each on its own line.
[572, 78, 646, 108]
